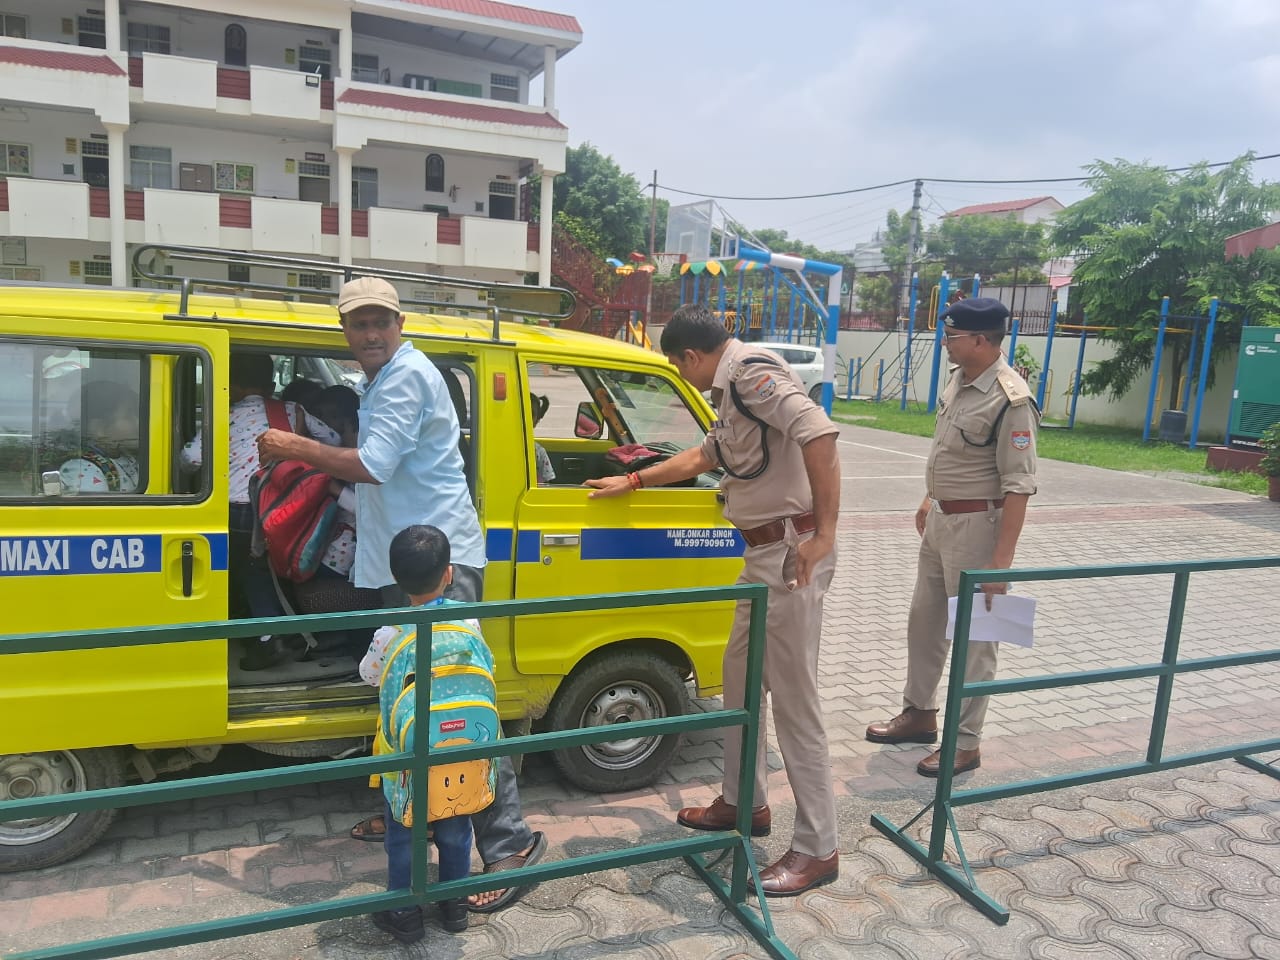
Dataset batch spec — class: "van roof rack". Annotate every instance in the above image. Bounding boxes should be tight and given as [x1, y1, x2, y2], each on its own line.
[131, 244, 576, 341]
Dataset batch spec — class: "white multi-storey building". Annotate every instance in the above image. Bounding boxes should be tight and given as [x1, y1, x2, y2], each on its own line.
[0, 0, 580, 294]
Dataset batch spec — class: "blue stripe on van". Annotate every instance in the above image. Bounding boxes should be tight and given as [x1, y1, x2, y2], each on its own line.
[0, 535, 164, 576]
[486, 528, 513, 562]
[207, 533, 228, 572]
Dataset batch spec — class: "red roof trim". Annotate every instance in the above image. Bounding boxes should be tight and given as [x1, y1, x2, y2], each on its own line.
[393, 0, 581, 35]
[0, 46, 126, 76]
[337, 88, 566, 128]
[945, 196, 1054, 218]
[1224, 221, 1280, 259]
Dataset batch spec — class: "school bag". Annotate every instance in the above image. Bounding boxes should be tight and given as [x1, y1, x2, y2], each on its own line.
[249, 399, 339, 583]
[375, 618, 499, 826]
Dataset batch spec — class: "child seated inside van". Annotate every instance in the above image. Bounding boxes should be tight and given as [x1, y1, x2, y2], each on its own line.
[530, 392, 555, 485]
[362, 524, 494, 943]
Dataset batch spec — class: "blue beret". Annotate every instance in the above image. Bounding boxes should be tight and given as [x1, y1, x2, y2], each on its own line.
[942, 297, 1010, 331]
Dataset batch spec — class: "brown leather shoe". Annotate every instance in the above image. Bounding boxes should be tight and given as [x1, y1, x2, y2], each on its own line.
[865, 707, 939, 744]
[676, 795, 771, 837]
[748, 849, 838, 897]
[916, 747, 981, 777]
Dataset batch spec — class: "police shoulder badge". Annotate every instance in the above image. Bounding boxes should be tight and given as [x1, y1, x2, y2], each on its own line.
[754, 374, 777, 400]
[1010, 430, 1032, 450]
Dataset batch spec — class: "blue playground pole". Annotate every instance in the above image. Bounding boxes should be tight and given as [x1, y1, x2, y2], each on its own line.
[1036, 299, 1058, 410]
[1181, 317, 1200, 412]
[693, 271, 700, 304]
[850, 357, 862, 399]
[875, 359, 885, 402]
[1068, 325, 1088, 429]
[736, 245, 841, 413]
[900, 272, 920, 411]
[1189, 298, 1219, 450]
[1143, 297, 1171, 442]
[971, 273, 981, 299]
[718, 271, 727, 318]
[769, 271, 780, 339]
[679, 274, 687, 307]
[927, 272, 951, 412]
[735, 268, 745, 333]
[1006, 317, 1021, 365]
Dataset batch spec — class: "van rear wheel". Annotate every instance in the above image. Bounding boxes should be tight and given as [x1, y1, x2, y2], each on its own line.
[809, 383, 824, 403]
[545, 650, 688, 793]
[0, 748, 125, 873]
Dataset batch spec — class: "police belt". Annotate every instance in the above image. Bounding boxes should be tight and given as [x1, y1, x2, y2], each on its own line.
[935, 498, 1006, 515]
[738, 512, 816, 548]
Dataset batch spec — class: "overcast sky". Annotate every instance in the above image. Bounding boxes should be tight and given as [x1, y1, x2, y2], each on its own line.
[532, 0, 1280, 256]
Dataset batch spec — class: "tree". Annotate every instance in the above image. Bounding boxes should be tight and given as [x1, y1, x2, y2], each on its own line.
[532, 143, 650, 261]
[1051, 155, 1280, 404]
[926, 215, 1048, 286]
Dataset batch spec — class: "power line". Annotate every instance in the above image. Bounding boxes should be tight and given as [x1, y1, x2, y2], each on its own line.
[652, 151, 1280, 202]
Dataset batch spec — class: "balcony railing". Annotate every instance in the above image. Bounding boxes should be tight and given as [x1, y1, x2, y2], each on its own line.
[128, 56, 333, 109]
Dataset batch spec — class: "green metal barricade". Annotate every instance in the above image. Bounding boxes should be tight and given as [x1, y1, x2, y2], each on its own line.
[872, 555, 1280, 925]
[1, 586, 800, 960]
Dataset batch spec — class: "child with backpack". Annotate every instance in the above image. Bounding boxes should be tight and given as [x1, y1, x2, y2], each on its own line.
[364, 524, 498, 943]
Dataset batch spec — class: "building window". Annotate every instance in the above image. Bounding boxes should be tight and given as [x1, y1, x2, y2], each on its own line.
[490, 73, 519, 102]
[296, 272, 332, 290]
[352, 166, 378, 210]
[127, 22, 171, 55]
[129, 146, 172, 189]
[425, 154, 444, 193]
[214, 162, 254, 193]
[352, 53, 379, 83]
[224, 24, 246, 67]
[1, 142, 31, 176]
[1, 13, 28, 38]
[488, 180, 517, 220]
[81, 260, 113, 286]
[298, 44, 330, 79]
[77, 15, 105, 48]
[0, 266, 41, 281]
[228, 263, 250, 284]
[434, 78, 482, 98]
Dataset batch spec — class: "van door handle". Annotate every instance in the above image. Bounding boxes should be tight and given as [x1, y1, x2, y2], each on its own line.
[181, 540, 194, 597]
[542, 533, 580, 547]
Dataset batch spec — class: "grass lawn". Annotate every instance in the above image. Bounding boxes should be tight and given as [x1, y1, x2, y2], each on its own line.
[830, 400, 1268, 495]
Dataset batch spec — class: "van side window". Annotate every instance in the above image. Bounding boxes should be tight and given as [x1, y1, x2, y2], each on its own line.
[0, 340, 209, 500]
[524, 363, 707, 486]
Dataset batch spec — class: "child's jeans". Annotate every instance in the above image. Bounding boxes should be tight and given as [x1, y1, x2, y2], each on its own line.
[383, 799, 473, 890]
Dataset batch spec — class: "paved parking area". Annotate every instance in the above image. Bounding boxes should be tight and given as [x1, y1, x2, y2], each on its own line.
[4, 423, 1279, 959]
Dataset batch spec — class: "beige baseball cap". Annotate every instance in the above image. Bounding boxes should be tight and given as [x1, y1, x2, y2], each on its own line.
[338, 276, 401, 315]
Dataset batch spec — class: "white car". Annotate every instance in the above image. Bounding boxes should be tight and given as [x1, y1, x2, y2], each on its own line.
[756, 341, 825, 402]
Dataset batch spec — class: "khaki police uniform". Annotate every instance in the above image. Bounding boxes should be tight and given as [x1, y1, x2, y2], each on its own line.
[702, 339, 839, 858]
[904, 355, 1039, 750]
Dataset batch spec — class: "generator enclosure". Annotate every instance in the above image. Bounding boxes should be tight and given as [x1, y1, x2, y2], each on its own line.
[1229, 326, 1280, 442]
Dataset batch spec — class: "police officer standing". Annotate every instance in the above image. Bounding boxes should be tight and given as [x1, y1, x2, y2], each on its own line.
[587, 303, 842, 896]
[865, 297, 1039, 776]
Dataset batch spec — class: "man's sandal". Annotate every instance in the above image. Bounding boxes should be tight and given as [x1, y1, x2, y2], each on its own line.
[467, 831, 547, 914]
[349, 815, 385, 842]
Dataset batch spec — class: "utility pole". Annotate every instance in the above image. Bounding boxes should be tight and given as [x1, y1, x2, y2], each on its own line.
[648, 169, 658, 257]
[903, 179, 924, 315]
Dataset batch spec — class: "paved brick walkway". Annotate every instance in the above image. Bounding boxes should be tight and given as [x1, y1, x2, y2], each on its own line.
[4, 425, 1280, 959]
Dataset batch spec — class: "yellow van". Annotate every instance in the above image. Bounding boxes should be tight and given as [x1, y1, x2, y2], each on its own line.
[0, 249, 744, 871]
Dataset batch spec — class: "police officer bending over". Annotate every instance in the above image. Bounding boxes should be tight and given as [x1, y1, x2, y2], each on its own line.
[588, 303, 842, 897]
[865, 297, 1039, 777]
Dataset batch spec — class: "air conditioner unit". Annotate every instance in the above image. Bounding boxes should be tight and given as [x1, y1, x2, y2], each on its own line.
[402, 73, 433, 91]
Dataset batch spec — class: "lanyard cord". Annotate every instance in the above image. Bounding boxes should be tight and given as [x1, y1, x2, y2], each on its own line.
[712, 357, 778, 481]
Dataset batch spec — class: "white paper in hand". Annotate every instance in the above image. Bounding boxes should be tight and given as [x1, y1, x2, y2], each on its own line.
[945, 594, 1036, 648]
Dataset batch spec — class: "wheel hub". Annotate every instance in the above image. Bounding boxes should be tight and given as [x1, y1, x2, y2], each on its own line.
[0, 752, 84, 845]
[579, 682, 665, 768]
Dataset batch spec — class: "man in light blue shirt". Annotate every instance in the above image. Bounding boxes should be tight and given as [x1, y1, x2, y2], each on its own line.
[257, 276, 545, 913]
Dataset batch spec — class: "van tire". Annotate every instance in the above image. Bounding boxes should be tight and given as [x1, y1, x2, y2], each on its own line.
[545, 650, 687, 793]
[0, 748, 125, 873]
[809, 383, 824, 403]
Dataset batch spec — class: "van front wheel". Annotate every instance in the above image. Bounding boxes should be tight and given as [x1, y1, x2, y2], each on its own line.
[0, 748, 125, 873]
[545, 650, 688, 793]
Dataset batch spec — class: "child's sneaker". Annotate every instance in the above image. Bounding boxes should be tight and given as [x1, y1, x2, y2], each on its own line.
[439, 898, 468, 933]
[372, 906, 425, 943]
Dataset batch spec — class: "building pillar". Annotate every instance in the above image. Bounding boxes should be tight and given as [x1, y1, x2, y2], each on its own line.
[105, 123, 127, 286]
[542, 45, 556, 113]
[538, 172, 554, 287]
[338, 24, 352, 83]
[337, 146, 354, 266]
[104, 0, 121, 54]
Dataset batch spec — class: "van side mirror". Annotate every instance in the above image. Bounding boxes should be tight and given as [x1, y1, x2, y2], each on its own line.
[574, 401, 604, 439]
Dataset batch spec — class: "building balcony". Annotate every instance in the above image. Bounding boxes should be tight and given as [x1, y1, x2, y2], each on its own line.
[128, 56, 334, 118]
[0, 178, 539, 271]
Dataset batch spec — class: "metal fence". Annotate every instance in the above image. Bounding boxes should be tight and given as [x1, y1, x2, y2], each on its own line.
[1, 586, 802, 960]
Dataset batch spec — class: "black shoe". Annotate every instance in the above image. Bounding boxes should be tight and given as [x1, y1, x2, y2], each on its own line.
[238, 635, 287, 671]
[439, 898, 468, 933]
[372, 907, 424, 944]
